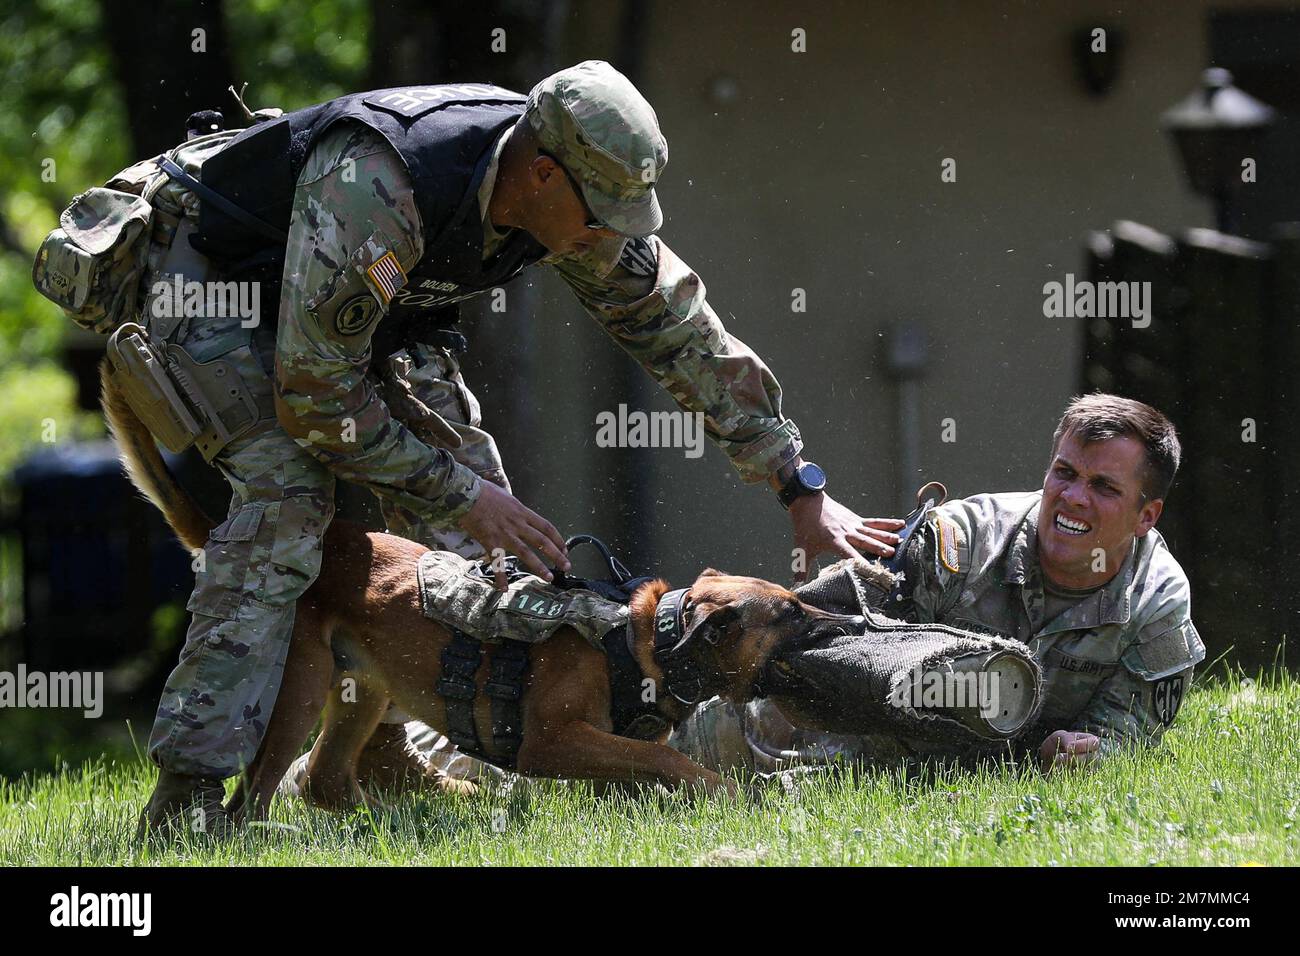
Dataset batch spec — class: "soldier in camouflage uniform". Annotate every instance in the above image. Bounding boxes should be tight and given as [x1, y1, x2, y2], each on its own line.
[670, 394, 1205, 775]
[138, 61, 905, 831]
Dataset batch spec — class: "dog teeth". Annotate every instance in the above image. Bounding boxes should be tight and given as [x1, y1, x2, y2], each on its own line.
[1054, 514, 1090, 535]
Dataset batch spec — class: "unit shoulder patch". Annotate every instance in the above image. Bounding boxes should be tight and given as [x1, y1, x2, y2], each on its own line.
[1152, 673, 1185, 726]
[336, 294, 379, 336]
[618, 236, 658, 278]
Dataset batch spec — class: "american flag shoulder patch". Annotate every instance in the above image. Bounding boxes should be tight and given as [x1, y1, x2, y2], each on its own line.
[365, 251, 407, 306]
[936, 517, 965, 574]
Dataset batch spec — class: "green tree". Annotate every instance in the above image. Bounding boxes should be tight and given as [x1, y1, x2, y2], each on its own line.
[0, 0, 369, 479]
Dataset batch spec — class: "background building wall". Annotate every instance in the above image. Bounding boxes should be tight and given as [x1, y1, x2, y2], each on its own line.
[461, 0, 1280, 587]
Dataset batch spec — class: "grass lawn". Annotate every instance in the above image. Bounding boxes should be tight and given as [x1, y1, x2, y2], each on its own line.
[1, 672, 1296, 866]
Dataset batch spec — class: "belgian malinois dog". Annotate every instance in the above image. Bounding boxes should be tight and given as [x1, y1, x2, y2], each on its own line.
[105, 370, 863, 824]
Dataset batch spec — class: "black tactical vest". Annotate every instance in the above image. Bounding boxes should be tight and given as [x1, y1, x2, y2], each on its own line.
[190, 84, 548, 326]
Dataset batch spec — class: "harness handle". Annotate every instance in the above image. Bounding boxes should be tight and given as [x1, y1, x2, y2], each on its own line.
[561, 534, 635, 585]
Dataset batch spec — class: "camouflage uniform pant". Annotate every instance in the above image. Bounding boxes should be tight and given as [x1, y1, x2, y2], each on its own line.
[147, 335, 509, 778]
[146, 123, 509, 780]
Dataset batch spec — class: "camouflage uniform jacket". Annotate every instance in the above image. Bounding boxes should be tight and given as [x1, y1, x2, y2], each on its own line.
[275, 123, 802, 530]
[900, 490, 1206, 755]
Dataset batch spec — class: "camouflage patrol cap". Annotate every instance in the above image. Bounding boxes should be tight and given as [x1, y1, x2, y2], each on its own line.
[526, 60, 668, 237]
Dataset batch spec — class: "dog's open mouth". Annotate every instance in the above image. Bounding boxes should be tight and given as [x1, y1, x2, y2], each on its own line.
[761, 625, 1042, 744]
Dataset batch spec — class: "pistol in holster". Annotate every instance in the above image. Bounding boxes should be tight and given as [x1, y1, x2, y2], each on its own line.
[106, 321, 260, 462]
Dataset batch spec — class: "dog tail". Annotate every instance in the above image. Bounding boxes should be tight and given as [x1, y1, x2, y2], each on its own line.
[100, 359, 216, 552]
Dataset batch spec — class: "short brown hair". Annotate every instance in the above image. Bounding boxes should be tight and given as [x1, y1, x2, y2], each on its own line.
[1050, 394, 1181, 501]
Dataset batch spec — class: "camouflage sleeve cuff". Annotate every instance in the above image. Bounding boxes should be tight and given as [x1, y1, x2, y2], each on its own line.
[1078, 704, 1167, 755]
[421, 460, 484, 530]
[723, 418, 803, 485]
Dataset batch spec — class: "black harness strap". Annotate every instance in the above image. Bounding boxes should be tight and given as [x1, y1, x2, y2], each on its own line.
[436, 627, 482, 754]
[652, 588, 711, 705]
[602, 624, 670, 740]
[485, 641, 530, 765]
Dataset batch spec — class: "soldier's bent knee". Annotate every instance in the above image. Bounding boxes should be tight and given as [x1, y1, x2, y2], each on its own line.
[187, 495, 333, 619]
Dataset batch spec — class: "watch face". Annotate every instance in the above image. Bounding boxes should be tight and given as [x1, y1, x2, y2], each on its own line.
[798, 462, 827, 492]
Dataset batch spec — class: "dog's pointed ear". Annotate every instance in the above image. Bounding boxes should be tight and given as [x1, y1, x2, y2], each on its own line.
[687, 603, 741, 645]
[698, 567, 727, 578]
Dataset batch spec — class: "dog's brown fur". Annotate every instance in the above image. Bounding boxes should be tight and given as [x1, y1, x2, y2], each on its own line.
[103, 365, 851, 818]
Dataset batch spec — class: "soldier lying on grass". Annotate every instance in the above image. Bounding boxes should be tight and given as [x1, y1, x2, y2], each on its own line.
[670, 394, 1204, 775]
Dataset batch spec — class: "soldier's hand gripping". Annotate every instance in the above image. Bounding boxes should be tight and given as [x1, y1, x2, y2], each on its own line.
[789, 492, 906, 583]
[457, 481, 571, 589]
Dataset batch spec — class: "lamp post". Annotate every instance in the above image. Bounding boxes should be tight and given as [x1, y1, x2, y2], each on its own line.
[1161, 67, 1276, 235]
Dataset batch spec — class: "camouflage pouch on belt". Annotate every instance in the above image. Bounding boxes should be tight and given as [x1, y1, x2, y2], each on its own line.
[416, 550, 629, 649]
[33, 186, 157, 335]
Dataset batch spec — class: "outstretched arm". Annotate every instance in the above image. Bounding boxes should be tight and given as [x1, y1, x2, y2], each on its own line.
[553, 235, 900, 570]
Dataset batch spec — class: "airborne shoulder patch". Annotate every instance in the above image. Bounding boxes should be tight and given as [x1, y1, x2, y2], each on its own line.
[336, 294, 379, 336]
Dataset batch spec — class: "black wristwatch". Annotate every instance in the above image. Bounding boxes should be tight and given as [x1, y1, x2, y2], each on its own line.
[777, 461, 827, 509]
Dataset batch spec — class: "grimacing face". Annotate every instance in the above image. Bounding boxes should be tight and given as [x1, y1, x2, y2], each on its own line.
[1036, 430, 1163, 590]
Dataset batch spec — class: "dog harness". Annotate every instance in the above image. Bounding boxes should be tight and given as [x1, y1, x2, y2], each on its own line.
[423, 536, 681, 769]
[436, 628, 531, 768]
[599, 585, 737, 743]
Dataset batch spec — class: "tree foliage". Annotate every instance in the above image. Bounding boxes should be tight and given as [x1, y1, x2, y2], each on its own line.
[0, 0, 369, 476]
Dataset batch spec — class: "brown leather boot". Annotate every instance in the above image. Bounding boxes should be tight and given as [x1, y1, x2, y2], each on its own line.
[135, 770, 234, 843]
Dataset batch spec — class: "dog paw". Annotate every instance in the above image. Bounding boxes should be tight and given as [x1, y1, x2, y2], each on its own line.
[300, 773, 366, 812]
[423, 767, 479, 797]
